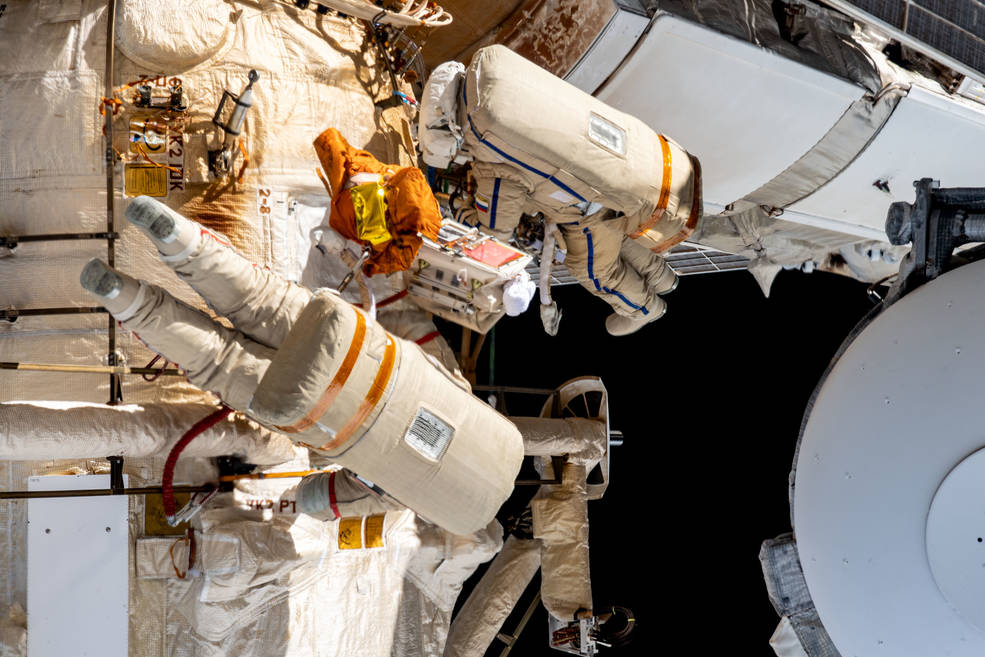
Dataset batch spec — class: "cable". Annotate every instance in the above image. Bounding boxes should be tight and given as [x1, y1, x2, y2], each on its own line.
[162, 405, 233, 520]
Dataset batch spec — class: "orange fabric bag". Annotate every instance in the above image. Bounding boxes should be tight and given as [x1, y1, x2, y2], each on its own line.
[313, 128, 442, 275]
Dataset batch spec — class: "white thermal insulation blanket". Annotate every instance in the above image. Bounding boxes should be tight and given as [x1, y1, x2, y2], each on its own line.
[443, 535, 542, 657]
[419, 61, 467, 168]
[161, 505, 502, 657]
[0, 3, 457, 655]
[0, 0, 415, 408]
[513, 416, 607, 466]
[0, 401, 295, 463]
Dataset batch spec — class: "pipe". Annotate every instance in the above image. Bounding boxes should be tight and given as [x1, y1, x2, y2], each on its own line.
[0, 232, 119, 249]
[0, 307, 107, 322]
[0, 485, 214, 500]
[0, 401, 296, 462]
[510, 416, 607, 466]
[0, 361, 183, 375]
[104, 0, 121, 403]
[539, 224, 557, 306]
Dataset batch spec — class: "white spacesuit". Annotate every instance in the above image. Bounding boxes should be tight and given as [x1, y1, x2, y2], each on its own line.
[422, 46, 703, 335]
[81, 196, 524, 536]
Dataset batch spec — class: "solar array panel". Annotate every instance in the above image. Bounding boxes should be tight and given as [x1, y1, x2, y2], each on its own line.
[527, 243, 749, 287]
[833, 0, 985, 76]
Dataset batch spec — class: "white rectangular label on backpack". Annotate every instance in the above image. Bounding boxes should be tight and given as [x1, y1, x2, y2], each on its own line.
[404, 408, 454, 461]
[549, 189, 576, 204]
[588, 112, 627, 157]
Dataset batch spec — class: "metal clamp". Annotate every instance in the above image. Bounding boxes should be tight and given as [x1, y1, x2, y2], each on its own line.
[167, 487, 219, 527]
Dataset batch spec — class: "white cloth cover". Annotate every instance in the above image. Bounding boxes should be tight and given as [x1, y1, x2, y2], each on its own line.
[115, 0, 235, 71]
[162, 504, 499, 657]
[531, 461, 592, 621]
[419, 61, 467, 168]
[135, 537, 192, 580]
[501, 270, 536, 316]
[0, 604, 25, 657]
[442, 535, 542, 657]
[771, 617, 812, 657]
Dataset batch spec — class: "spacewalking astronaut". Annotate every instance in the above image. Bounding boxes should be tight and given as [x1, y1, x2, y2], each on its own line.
[422, 46, 703, 336]
[79, 195, 523, 536]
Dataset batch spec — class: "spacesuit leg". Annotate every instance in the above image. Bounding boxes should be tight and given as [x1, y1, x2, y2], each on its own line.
[618, 236, 678, 294]
[168, 235, 311, 349]
[120, 283, 273, 410]
[126, 196, 311, 348]
[460, 165, 529, 242]
[558, 216, 664, 320]
[80, 259, 273, 410]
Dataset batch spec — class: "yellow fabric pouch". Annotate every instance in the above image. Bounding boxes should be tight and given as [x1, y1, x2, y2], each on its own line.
[350, 182, 392, 246]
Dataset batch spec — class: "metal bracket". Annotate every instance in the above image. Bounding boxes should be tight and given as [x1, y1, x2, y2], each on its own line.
[108, 456, 125, 494]
[884, 178, 985, 303]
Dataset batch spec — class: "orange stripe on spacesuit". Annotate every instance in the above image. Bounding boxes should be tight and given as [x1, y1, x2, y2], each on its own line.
[629, 135, 673, 239]
[276, 312, 367, 434]
[315, 334, 397, 452]
[647, 154, 703, 253]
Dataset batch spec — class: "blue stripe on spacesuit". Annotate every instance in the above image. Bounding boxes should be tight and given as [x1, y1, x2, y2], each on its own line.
[583, 227, 648, 315]
[490, 178, 501, 229]
[456, 207, 477, 227]
[462, 84, 587, 203]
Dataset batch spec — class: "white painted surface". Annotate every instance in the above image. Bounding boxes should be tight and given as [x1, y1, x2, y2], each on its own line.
[794, 258, 985, 657]
[27, 474, 129, 657]
[788, 85, 985, 237]
[596, 14, 862, 209]
[777, 206, 887, 241]
[958, 77, 985, 105]
[564, 6, 649, 95]
[925, 447, 985, 632]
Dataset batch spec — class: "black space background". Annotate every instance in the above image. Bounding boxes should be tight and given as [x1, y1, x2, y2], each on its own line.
[442, 268, 875, 656]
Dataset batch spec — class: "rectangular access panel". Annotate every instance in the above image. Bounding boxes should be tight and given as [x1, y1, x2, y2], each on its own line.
[27, 474, 129, 657]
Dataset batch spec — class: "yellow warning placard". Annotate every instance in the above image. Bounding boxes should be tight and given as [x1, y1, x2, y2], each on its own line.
[124, 164, 168, 197]
[365, 514, 385, 548]
[338, 516, 363, 550]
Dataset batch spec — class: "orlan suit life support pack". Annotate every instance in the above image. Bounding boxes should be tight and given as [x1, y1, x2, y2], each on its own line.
[248, 290, 524, 536]
[460, 45, 702, 252]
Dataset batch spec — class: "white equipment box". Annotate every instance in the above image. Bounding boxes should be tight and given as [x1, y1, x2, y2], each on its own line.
[408, 220, 532, 333]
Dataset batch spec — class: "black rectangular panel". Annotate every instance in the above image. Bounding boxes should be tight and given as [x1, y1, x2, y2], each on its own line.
[840, 0, 985, 75]
[907, 4, 985, 72]
[914, 0, 985, 41]
[850, 0, 906, 26]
